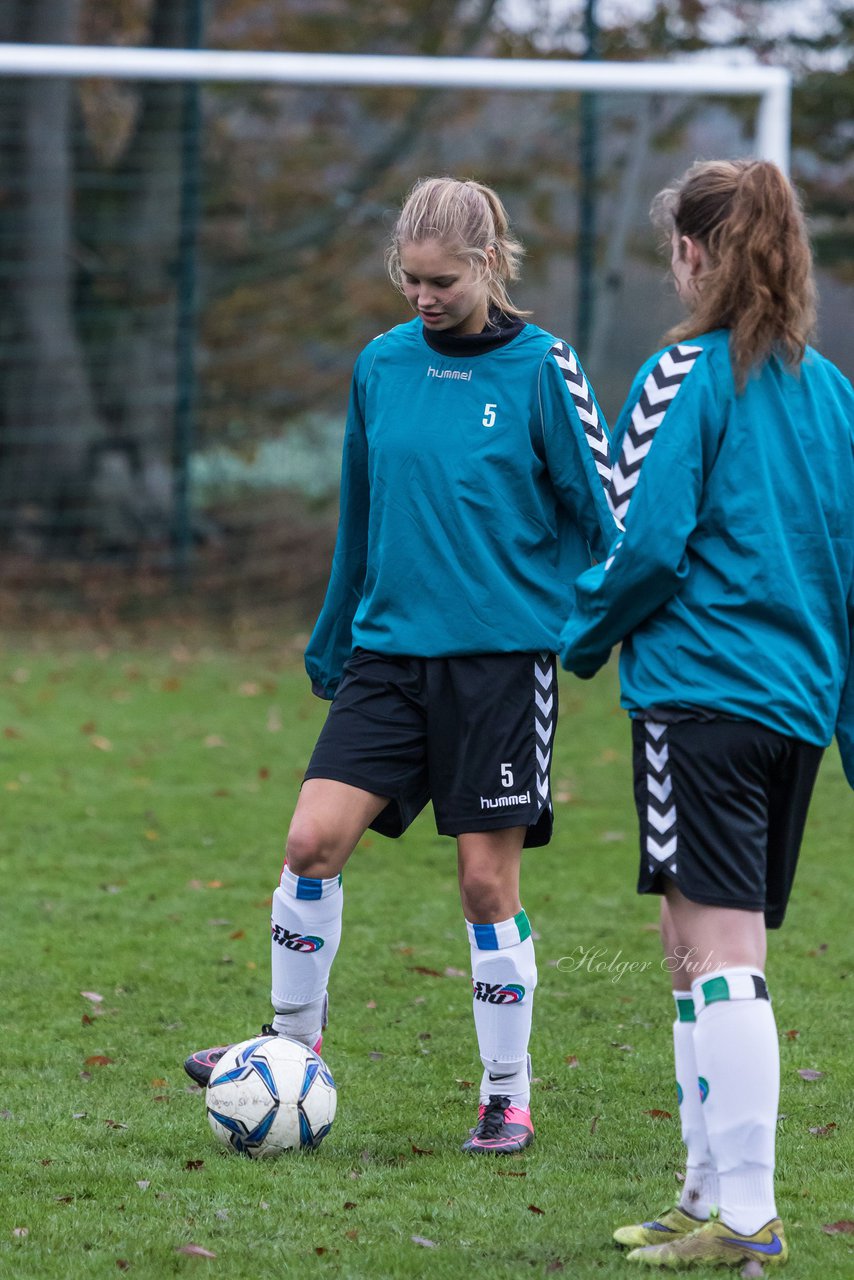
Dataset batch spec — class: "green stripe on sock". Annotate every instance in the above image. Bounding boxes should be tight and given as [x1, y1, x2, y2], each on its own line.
[676, 996, 696, 1022]
[701, 975, 730, 1005]
[514, 910, 531, 943]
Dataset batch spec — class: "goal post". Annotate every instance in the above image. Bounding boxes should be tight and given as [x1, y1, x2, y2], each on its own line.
[0, 43, 791, 170]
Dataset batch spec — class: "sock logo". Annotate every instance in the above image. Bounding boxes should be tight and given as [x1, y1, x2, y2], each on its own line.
[271, 924, 324, 952]
[698, 1076, 709, 1103]
[472, 981, 525, 1005]
[676, 1081, 684, 1106]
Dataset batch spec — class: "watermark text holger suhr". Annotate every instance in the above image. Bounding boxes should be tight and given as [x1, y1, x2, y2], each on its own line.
[556, 945, 728, 984]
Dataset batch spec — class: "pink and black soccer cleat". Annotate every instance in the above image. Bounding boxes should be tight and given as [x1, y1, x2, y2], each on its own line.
[461, 1094, 534, 1154]
[183, 1025, 323, 1088]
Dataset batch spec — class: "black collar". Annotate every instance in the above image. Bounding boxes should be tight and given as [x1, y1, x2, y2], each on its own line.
[421, 311, 525, 358]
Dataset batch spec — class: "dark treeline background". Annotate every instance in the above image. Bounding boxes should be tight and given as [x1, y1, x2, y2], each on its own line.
[0, 0, 851, 625]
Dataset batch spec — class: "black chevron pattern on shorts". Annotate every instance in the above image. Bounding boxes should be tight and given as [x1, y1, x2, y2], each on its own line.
[548, 340, 615, 510]
[644, 721, 677, 876]
[533, 652, 556, 815]
[609, 344, 702, 525]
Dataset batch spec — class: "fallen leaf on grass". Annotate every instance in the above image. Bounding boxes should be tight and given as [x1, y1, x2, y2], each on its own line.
[822, 1221, 854, 1234]
[116, 1261, 131, 1271]
[798, 1069, 825, 1081]
[345, 1230, 359, 1241]
[89, 735, 113, 752]
[808, 943, 829, 956]
[175, 1244, 216, 1258]
[785, 1029, 800, 1040]
[85, 1056, 114, 1067]
[410, 1143, 433, 1156]
[496, 1169, 527, 1177]
[545, 1262, 565, 1274]
[565, 1055, 579, 1068]
[104, 1119, 128, 1129]
[590, 1115, 600, 1134]
[184, 1160, 205, 1171]
[644, 1109, 673, 1120]
[12, 1227, 29, 1238]
[3, 726, 22, 739]
[528, 1204, 545, 1215]
[55, 1195, 74, 1204]
[409, 966, 443, 977]
[343, 1202, 357, 1210]
[611, 1043, 634, 1053]
[81, 992, 104, 1004]
[809, 1122, 837, 1136]
[411, 1236, 437, 1248]
[455, 1079, 474, 1089]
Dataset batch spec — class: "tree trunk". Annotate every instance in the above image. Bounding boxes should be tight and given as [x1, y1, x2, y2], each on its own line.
[0, 0, 103, 547]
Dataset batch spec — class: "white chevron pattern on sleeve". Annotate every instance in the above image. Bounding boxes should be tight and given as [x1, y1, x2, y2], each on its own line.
[548, 340, 616, 517]
[609, 344, 703, 525]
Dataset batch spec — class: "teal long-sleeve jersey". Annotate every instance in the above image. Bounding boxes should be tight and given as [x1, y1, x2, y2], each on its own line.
[305, 318, 618, 698]
[560, 329, 854, 787]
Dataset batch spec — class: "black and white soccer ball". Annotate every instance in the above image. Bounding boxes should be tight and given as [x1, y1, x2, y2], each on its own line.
[206, 1035, 336, 1158]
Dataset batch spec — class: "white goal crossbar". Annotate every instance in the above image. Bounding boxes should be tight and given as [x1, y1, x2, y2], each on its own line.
[0, 44, 791, 171]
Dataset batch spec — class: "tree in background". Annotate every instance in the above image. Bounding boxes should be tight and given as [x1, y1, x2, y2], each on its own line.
[0, 0, 850, 566]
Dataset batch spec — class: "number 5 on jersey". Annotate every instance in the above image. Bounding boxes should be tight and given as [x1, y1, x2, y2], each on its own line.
[483, 403, 497, 428]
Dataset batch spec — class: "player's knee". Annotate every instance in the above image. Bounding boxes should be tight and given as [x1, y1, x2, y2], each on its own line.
[285, 815, 337, 878]
[459, 868, 515, 922]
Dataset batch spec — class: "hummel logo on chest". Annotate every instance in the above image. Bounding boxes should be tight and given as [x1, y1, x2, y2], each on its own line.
[426, 365, 473, 381]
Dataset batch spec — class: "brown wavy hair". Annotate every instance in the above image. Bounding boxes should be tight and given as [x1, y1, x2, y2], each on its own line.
[386, 176, 531, 318]
[652, 160, 817, 391]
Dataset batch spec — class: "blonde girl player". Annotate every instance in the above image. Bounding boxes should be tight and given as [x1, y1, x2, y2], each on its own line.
[185, 176, 619, 1152]
[562, 159, 854, 1265]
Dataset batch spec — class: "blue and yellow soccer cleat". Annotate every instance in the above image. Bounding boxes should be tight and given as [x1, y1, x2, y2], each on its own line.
[626, 1215, 788, 1268]
[614, 1206, 707, 1248]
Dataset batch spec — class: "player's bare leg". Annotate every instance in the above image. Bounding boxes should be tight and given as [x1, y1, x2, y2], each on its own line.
[184, 779, 388, 1085]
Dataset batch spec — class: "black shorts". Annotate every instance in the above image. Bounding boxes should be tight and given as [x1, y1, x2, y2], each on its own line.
[304, 649, 558, 847]
[632, 717, 823, 928]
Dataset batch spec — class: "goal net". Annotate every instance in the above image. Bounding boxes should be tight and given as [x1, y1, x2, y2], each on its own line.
[0, 43, 790, 618]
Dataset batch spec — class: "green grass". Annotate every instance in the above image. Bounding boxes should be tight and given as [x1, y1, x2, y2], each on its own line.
[0, 641, 851, 1279]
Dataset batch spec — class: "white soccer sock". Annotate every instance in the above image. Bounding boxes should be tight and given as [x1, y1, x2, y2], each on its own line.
[467, 911, 537, 1108]
[691, 967, 779, 1235]
[672, 991, 717, 1219]
[270, 864, 342, 1048]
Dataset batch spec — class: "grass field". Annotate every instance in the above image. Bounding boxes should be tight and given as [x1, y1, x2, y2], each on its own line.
[0, 639, 851, 1279]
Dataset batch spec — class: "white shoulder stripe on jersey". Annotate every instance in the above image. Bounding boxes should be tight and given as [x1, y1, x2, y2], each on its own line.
[609, 344, 702, 525]
[548, 340, 616, 516]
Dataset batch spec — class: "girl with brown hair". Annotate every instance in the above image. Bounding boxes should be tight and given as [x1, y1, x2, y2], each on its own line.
[562, 159, 853, 1267]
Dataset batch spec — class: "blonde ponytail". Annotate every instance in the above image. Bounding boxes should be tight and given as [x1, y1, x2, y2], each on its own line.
[386, 176, 530, 319]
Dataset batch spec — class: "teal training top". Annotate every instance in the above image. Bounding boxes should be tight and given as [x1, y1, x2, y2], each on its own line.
[305, 317, 618, 697]
[559, 329, 854, 787]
